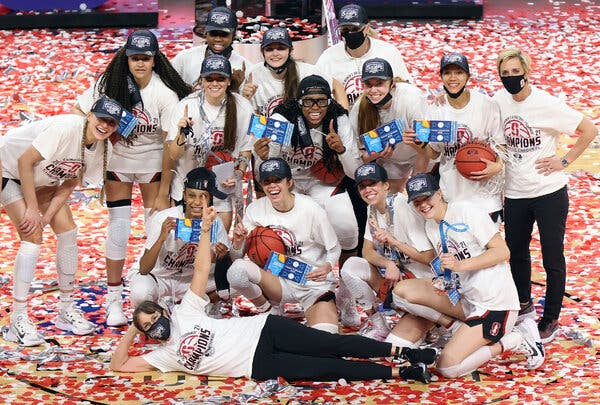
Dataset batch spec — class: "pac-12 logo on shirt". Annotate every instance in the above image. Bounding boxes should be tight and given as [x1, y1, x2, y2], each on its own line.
[163, 243, 197, 271]
[444, 125, 472, 158]
[284, 144, 323, 168]
[343, 73, 363, 106]
[269, 225, 303, 256]
[132, 107, 158, 138]
[178, 327, 215, 371]
[503, 115, 541, 152]
[210, 129, 225, 149]
[265, 96, 284, 116]
[43, 159, 83, 180]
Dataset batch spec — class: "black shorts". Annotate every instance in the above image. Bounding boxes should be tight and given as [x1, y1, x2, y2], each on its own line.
[465, 310, 511, 343]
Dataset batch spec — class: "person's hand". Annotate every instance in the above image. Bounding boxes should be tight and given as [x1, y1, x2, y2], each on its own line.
[19, 207, 43, 236]
[201, 196, 217, 226]
[361, 144, 393, 163]
[151, 194, 171, 214]
[213, 242, 229, 260]
[241, 72, 258, 100]
[230, 62, 246, 93]
[253, 137, 271, 160]
[469, 156, 502, 181]
[534, 155, 563, 176]
[440, 252, 462, 272]
[325, 120, 345, 154]
[221, 176, 237, 188]
[232, 215, 248, 248]
[384, 261, 402, 282]
[369, 218, 392, 245]
[178, 104, 194, 136]
[306, 262, 332, 282]
[160, 217, 177, 240]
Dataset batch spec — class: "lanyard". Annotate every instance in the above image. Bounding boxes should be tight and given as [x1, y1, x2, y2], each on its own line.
[438, 220, 468, 280]
[190, 91, 226, 165]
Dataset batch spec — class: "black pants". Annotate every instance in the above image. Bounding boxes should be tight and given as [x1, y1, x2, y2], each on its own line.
[251, 315, 392, 381]
[504, 186, 569, 321]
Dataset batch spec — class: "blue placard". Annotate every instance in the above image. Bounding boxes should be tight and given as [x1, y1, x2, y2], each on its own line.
[414, 120, 457, 143]
[175, 219, 219, 243]
[117, 109, 138, 139]
[247, 114, 293, 146]
[264, 252, 311, 285]
[361, 119, 406, 154]
[430, 256, 461, 305]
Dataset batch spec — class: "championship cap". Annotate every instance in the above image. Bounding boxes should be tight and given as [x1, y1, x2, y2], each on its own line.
[201, 54, 232, 78]
[259, 158, 292, 182]
[338, 4, 369, 27]
[297, 75, 331, 98]
[440, 52, 470, 74]
[361, 58, 394, 81]
[205, 7, 237, 33]
[261, 27, 293, 49]
[90, 96, 123, 123]
[184, 167, 227, 200]
[125, 30, 159, 57]
[354, 163, 388, 184]
[406, 173, 440, 203]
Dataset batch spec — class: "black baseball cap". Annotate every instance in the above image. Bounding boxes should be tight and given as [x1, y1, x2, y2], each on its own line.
[184, 167, 227, 200]
[90, 96, 123, 123]
[354, 163, 388, 184]
[406, 173, 440, 203]
[338, 4, 369, 27]
[440, 52, 470, 74]
[259, 158, 292, 182]
[205, 7, 237, 33]
[297, 75, 331, 98]
[201, 55, 232, 78]
[362, 58, 394, 81]
[125, 30, 159, 57]
[261, 27, 293, 49]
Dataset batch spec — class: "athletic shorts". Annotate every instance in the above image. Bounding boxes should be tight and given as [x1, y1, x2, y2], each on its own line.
[129, 268, 217, 303]
[0, 178, 24, 206]
[465, 309, 517, 343]
[106, 171, 161, 184]
[278, 278, 336, 312]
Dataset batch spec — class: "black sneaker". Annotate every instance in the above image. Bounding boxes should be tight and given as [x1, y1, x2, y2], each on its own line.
[538, 318, 560, 344]
[399, 364, 432, 384]
[396, 347, 439, 366]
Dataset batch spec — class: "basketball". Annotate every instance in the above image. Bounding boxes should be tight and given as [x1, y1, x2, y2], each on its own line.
[244, 226, 286, 268]
[205, 151, 234, 170]
[310, 156, 344, 185]
[455, 140, 496, 179]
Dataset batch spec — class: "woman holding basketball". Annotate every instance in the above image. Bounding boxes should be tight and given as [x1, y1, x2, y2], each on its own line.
[227, 158, 342, 334]
[406, 53, 505, 223]
[253, 75, 362, 265]
[1, 97, 123, 346]
[110, 198, 434, 383]
[73, 29, 192, 327]
[493, 47, 598, 342]
[349, 58, 429, 193]
[167, 55, 254, 233]
[388, 173, 545, 377]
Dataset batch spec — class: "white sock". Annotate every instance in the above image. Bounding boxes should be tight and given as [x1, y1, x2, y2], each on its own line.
[385, 333, 419, 348]
[12, 301, 27, 316]
[438, 346, 493, 378]
[59, 291, 73, 311]
[500, 330, 522, 352]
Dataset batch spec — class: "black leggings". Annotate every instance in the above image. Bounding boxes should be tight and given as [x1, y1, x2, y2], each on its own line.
[251, 315, 393, 381]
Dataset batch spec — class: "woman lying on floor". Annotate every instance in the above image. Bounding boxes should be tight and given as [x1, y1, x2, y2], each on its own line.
[109, 197, 436, 383]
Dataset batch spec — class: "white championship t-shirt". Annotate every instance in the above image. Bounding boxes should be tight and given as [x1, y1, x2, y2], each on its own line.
[77, 72, 179, 173]
[166, 91, 255, 201]
[1, 114, 106, 187]
[423, 201, 519, 316]
[316, 38, 411, 107]
[493, 85, 582, 199]
[143, 290, 268, 377]
[428, 91, 505, 213]
[172, 44, 251, 87]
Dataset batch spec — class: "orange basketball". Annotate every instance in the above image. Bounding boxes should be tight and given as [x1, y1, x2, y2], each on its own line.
[455, 140, 496, 180]
[205, 151, 234, 170]
[244, 226, 286, 268]
[310, 156, 344, 185]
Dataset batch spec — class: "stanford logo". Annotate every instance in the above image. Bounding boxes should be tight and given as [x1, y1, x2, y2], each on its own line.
[490, 321, 501, 337]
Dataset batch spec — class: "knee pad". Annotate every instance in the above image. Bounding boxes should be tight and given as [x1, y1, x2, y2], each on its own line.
[340, 257, 375, 307]
[129, 273, 159, 308]
[56, 228, 78, 290]
[105, 204, 132, 260]
[325, 193, 358, 250]
[226, 259, 263, 300]
[311, 322, 339, 334]
[437, 364, 462, 379]
[13, 241, 41, 301]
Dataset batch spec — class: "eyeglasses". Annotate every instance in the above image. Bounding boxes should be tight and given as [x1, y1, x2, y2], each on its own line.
[298, 98, 331, 108]
[207, 31, 230, 38]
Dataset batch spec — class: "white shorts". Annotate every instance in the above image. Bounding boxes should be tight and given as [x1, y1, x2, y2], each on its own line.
[129, 269, 216, 305]
[0, 178, 23, 206]
[277, 278, 336, 312]
[106, 171, 161, 184]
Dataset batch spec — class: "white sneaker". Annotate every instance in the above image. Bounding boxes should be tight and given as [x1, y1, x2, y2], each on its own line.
[3, 313, 45, 346]
[106, 295, 128, 327]
[55, 303, 96, 335]
[359, 312, 391, 342]
[515, 318, 545, 370]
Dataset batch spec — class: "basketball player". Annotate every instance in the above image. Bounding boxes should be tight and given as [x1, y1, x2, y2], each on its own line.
[128, 167, 231, 309]
[1, 97, 123, 345]
[227, 158, 341, 334]
[73, 29, 192, 327]
[110, 198, 435, 384]
[389, 173, 545, 377]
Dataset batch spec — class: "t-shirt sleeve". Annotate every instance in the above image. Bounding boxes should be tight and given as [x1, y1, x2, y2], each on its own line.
[549, 97, 584, 135]
[167, 100, 189, 142]
[77, 83, 98, 113]
[160, 90, 180, 134]
[142, 346, 180, 373]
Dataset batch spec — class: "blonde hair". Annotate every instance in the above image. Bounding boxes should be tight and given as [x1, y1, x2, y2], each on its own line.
[496, 47, 531, 75]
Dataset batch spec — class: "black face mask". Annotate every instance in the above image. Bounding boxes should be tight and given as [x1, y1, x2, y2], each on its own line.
[341, 30, 366, 50]
[368, 91, 393, 108]
[443, 85, 466, 99]
[501, 75, 527, 95]
[146, 314, 171, 341]
[264, 57, 292, 75]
